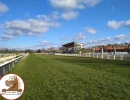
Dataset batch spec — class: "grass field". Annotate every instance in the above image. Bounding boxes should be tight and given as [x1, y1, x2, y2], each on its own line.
[0, 54, 130, 100]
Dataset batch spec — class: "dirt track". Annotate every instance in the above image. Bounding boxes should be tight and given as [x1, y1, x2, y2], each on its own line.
[0, 56, 16, 62]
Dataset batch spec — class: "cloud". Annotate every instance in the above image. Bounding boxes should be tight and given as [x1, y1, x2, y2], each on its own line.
[25, 12, 30, 18]
[86, 34, 130, 46]
[61, 11, 79, 20]
[0, 2, 9, 15]
[0, 24, 4, 28]
[11, 46, 26, 50]
[84, 27, 97, 34]
[113, 34, 125, 40]
[60, 37, 71, 41]
[37, 11, 59, 21]
[1, 12, 60, 39]
[0, 45, 7, 49]
[35, 41, 53, 47]
[4, 20, 49, 36]
[107, 20, 130, 29]
[0, 35, 12, 40]
[113, 34, 130, 40]
[74, 32, 86, 40]
[16, 41, 55, 50]
[50, 0, 102, 10]
[112, 6, 115, 12]
[84, 0, 102, 7]
[87, 37, 111, 45]
[60, 32, 86, 41]
[108, 20, 124, 29]
[50, 0, 101, 20]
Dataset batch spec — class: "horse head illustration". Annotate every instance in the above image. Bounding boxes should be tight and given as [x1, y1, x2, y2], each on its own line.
[2, 76, 22, 92]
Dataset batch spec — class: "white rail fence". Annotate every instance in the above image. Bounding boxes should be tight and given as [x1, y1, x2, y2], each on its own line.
[55, 53, 130, 61]
[0, 53, 29, 78]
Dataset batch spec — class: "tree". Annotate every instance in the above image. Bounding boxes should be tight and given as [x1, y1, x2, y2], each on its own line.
[92, 47, 95, 53]
[99, 45, 104, 54]
[112, 44, 118, 55]
[25, 49, 33, 53]
[5, 49, 9, 53]
[108, 44, 117, 54]
[128, 44, 130, 54]
[47, 47, 56, 53]
[37, 49, 41, 53]
[42, 48, 46, 53]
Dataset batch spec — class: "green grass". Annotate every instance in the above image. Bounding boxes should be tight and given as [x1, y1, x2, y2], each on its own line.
[0, 54, 130, 100]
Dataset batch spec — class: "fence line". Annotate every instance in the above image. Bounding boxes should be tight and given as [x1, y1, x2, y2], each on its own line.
[0, 53, 29, 78]
[55, 53, 130, 61]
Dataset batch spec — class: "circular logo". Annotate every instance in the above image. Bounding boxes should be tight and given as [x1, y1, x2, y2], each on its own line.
[0, 74, 24, 100]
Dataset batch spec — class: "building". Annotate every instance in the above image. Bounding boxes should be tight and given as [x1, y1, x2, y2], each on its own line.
[62, 42, 85, 53]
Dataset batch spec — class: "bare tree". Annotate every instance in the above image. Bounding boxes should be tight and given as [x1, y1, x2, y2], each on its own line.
[125, 43, 130, 54]
[47, 47, 56, 53]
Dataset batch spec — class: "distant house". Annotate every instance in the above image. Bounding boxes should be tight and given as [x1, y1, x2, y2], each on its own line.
[62, 41, 85, 53]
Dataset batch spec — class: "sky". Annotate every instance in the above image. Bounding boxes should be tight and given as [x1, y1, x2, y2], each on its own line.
[0, 0, 130, 50]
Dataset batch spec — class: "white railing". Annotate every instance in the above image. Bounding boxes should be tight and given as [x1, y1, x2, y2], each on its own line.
[0, 53, 29, 78]
[55, 53, 130, 61]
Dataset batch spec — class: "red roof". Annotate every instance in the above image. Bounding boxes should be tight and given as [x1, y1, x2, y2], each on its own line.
[94, 46, 128, 51]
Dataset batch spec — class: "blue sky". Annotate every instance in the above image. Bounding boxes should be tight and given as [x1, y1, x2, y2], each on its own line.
[0, 0, 130, 50]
